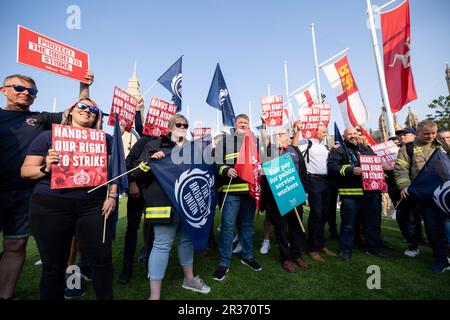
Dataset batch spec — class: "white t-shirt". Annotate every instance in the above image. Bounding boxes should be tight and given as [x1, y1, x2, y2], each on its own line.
[298, 138, 329, 175]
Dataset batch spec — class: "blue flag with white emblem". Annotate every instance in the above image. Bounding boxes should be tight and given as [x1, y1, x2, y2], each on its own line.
[206, 63, 236, 127]
[108, 113, 129, 239]
[157, 56, 182, 112]
[408, 149, 450, 218]
[149, 142, 217, 251]
[334, 122, 344, 146]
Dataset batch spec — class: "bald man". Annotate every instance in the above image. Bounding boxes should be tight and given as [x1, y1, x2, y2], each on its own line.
[327, 127, 392, 262]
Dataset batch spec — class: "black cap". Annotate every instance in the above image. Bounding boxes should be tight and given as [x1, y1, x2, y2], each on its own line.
[395, 127, 416, 136]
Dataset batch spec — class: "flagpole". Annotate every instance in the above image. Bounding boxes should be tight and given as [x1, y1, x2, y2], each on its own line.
[102, 186, 109, 243]
[283, 61, 295, 129]
[220, 178, 233, 213]
[249, 101, 252, 127]
[52, 98, 56, 113]
[87, 163, 144, 193]
[310, 23, 322, 102]
[216, 110, 220, 134]
[267, 84, 271, 96]
[186, 104, 190, 120]
[142, 81, 158, 98]
[367, 0, 396, 138]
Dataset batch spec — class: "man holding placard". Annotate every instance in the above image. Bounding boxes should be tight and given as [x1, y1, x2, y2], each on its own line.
[327, 127, 392, 262]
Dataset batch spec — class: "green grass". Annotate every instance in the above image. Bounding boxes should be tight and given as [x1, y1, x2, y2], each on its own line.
[7, 199, 450, 300]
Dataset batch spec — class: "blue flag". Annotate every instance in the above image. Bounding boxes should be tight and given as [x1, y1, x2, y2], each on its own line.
[157, 56, 182, 112]
[334, 122, 344, 146]
[149, 143, 218, 251]
[408, 149, 450, 218]
[206, 63, 236, 127]
[108, 113, 129, 239]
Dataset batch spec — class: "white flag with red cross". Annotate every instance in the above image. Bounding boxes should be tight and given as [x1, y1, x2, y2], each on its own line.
[294, 83, 317, 109]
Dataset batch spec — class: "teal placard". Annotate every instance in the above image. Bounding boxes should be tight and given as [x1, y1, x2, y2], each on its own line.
[262, 153, 307, 216]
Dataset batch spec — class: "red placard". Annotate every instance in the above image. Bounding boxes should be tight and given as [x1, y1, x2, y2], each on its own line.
[261, 96, 284, 127]
[107, 87, 137, 132]
[143, 98, 177, 137]
[193, 127, 212, 140]
[17, 25, 89, 83]
[360, 155, 387, 192]
[298, 103, 331, 139]
[51, 124, 107, 189]
[371, 140, 399, 170]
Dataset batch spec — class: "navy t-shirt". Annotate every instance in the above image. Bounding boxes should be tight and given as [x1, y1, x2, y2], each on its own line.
[0, 108, 62, 191]
[26, 130, 112, 199]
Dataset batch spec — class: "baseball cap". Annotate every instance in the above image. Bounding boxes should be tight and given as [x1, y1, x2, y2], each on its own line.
[395, 128, 416, 135]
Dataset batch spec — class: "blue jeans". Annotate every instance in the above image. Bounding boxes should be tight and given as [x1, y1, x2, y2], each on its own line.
[218, 194, 256, 268]
[148, 211, 193, 281]
[340, 195, 381, 254]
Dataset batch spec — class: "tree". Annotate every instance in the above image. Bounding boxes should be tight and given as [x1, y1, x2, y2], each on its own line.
[426, 95, 450, 128]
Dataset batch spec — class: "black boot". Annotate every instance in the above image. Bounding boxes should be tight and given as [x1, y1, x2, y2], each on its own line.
[119, 263, 132, 284]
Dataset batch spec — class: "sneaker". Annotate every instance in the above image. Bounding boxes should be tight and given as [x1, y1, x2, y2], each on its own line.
[260, 240, 270, 254]
[34, 259, 42, 266]
[404, 247, 420, 257]
[64, 286, 86, 299]
[431, 261, 450, 273]
[240, 258, 262, 271]
[212, 267, 229, 281]
[182, 276, 211, 294]
[338, 251, 352, 262]
[282, 260, 296, 273]
[232, 242, 242, 254]
[366, 251, 394, 261]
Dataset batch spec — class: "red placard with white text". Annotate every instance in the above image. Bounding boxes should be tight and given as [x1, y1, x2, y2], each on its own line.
[143, 98, 178, 137]
[360, 155, 387, 191]
[193, 127, 212, 140]
[17, 25, 89, 83]
[298, 103, 331, 139]
[261, 96, 284, 127]
[51, 124, 107, 189]
[107, 87, 137, 132]
[371, 140, 399, 170]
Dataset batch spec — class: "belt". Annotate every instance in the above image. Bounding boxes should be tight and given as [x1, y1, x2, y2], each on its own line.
[307, 173, 328, 177]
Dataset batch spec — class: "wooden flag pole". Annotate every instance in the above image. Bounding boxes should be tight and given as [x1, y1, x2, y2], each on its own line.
[220, 177, 233, 213]
[294, 208, 306, 233]
[102, 186, 109, 244]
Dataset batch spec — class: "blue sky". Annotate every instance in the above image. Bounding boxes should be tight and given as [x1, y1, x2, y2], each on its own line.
[1, 0, 449, 136]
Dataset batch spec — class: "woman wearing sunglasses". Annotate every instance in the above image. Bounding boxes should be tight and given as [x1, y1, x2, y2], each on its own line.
[20, 98, 116, 300]
[132, 114, 211, 300]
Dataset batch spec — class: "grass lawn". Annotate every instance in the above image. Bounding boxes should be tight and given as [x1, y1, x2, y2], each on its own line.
[8, 198, 450, 300]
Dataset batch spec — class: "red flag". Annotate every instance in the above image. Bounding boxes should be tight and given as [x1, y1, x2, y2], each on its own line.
[234, 130, 262, 209]
[381, 0, 417, 113]
[359, 125, 376, 146]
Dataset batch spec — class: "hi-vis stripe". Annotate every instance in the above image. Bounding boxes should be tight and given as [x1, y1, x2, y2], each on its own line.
[396, 178, 410, 185]
[225, 153, 239, 160]
[219, 166, 230, 176]
[219, 183, 249, 192]
[338, 188, 364, 196]
[396, 158, 409, 169]
[145, 207, 171, 219]
[340, 164, 351, 176]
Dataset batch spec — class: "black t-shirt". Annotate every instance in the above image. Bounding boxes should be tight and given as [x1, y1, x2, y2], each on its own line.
[26, 130, 112, 199]
[0, 108, 62, 191]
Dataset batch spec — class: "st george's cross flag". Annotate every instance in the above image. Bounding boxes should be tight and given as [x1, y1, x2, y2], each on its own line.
[322, 55, 368, 128]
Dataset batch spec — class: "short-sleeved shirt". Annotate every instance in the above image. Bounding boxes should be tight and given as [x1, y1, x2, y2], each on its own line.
[0, 109, 62, 191]
[26, 130, 112, 199]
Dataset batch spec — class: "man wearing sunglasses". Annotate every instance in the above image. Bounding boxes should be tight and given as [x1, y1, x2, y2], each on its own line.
[0, 73, 93, 299]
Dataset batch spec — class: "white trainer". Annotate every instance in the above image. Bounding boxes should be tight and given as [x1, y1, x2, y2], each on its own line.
[182, 276, 211, 294]
[260, 240, 270, 254]
[404, 247, 420, 257]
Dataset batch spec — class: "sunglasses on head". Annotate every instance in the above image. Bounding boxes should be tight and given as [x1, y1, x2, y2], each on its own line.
[174, 123, 189, 129]
[76, 102, 99, 115]
[5, 84, 38, 95]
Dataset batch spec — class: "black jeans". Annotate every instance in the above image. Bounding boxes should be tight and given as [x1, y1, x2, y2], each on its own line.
[122, 196, 149, 266]
[29, 194, 113, 300]
[340, 195, 382, 254]
[419, 204, 449, 264]
[326, 181, 339, 235]
[306, 175, 330, 252]
[396, 197, 421, 249]
[267, 203, 304, 263]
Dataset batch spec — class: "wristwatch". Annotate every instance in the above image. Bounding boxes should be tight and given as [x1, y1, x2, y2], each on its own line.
[40, 164, 51, 175]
